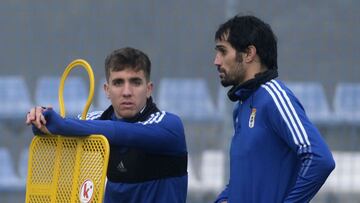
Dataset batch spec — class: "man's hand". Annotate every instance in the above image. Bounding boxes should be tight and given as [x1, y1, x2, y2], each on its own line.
[26, 106, 51, 134]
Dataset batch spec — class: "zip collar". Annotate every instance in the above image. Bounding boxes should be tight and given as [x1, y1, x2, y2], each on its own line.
[228, 69, 278, 102]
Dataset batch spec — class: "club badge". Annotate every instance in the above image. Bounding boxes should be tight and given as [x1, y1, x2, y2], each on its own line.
[249, 108, 256, 128]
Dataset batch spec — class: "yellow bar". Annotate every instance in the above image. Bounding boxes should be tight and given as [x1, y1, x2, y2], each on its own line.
[58, 59, 95, 119]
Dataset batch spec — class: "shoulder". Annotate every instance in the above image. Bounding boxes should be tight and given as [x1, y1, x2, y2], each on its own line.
[259, 79, 304, 117]
[76, 111, 104, 120]
[259, 79, 298, 105]
[139, 111, 183, 126]
[138, 111, 185, 137]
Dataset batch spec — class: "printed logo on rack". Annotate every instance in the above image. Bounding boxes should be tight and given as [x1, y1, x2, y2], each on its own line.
[79, 179, 94, 203]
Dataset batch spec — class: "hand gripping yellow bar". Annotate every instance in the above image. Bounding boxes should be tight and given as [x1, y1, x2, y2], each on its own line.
[26, 59, 110, 203]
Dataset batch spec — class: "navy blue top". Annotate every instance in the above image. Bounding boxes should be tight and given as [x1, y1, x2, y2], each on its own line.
[215, 80, 335, 203]
[35, 108, 188, 203]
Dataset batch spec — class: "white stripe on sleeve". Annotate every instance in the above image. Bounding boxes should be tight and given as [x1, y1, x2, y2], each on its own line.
[271, 80, 310, 146]
[265, 82, 306, 147]
[261, 84, 300, 146]
[140, 111, 166, 125]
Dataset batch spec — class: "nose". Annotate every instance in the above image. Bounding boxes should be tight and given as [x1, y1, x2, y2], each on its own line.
[122, 82, 132, 97]
[214, 53, 222, 67]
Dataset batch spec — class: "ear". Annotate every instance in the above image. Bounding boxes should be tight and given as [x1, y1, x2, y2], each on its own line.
[146, 81, 153, 98]
[244, 45, 257, 63]
[103, 82, 110, 99]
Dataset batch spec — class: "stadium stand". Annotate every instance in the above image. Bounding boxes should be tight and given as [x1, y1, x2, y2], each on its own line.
[188, 150, 224, 192]
[216, 86, 235, 140]
[200, 150, 225, 192]
[286, 81, 332, 124]
[96, 77, 111, 110]
[1, 1, 359, 202]
[322, 151, 360, 193]
[0, 76, 32, 120]
[157, 78, 219, 121]
[35, 76, 89, 117]
[0, 148, 23, 191]
[18, 148, 29, 182]
[333, 83, 360, 123]
[157, 78, 225, 198]
[216, 86, 234, 117]
[188, 156, 202, 191]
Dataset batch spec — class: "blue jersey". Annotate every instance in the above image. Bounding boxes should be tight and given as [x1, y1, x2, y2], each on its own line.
[37, 107, 188, 203]
[215, 79, 335, 203]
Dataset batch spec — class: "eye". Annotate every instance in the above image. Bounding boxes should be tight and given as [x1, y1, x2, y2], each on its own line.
[221, 48, 227, 55]
[131, 79, 143, 86]
[215, 47, 227, 56]
[112, 79, 123, 86]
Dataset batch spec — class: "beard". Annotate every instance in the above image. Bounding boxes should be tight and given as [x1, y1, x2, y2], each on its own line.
[218, 67, 235, 87]
[219, 63, 245, 87]
[220, 77, 233, 87]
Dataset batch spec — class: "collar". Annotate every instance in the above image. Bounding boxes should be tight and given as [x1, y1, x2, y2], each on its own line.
[228, 69, 278, 101]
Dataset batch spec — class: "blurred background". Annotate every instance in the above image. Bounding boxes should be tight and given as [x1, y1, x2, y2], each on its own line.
[0, 0, 359, 202]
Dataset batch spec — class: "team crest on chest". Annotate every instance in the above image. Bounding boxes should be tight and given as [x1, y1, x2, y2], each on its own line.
[248, 108, 256, 128]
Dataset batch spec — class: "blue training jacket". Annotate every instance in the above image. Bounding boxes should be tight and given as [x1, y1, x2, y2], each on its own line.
[37, 109, 188, 203]
[215, 79, 335, 203]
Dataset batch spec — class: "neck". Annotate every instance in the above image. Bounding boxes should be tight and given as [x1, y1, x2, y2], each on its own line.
[114, 111, 121, 119]
[227, 68, 278, 102]
[240, 63, 266, 85]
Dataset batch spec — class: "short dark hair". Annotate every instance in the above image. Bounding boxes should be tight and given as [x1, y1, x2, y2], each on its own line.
[105, 47, 151, 82]
[215, 15, 278, 70]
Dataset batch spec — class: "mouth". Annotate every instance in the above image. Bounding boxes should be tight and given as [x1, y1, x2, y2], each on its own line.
[120, 102, 134, 108]
[219, 73, 225, 79]
[218, 68, 225, 79]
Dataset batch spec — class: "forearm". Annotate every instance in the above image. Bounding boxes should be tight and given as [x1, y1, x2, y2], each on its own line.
[37, 110, 186, 154]
[284, 176, 324, 203]
[49, 118, 115, 137]
[284, 149, 335, 202]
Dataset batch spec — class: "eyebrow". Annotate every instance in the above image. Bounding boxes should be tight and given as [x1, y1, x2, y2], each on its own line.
[215, 44, 226, 51]
[111, 76, 143, 81]
[129, 77, 143, 82]
[111, 78, 123, 83]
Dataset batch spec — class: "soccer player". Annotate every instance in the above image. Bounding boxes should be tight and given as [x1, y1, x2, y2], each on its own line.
[213, 15, 335, 203]
[26, 47, 188, 203]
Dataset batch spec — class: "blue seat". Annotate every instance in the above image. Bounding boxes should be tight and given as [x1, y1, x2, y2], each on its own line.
[322, 151, 360, 193]
[188, 150, 225, 193]
[286, 82, 332, 123]
[217, 86, 234, 117]
[333, 83, 360, 123]
[0, 76, 32, 120]
[35, 76, 89, 117]
[18, 148, 29, 181]
[96, 77, 111, 110]
[0, 148, 23, 191]
[200, 150, 225, 192]
[157, 78, 218, 121]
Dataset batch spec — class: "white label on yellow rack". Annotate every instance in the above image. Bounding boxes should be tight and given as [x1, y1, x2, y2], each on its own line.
[79, 179, 94, 203]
